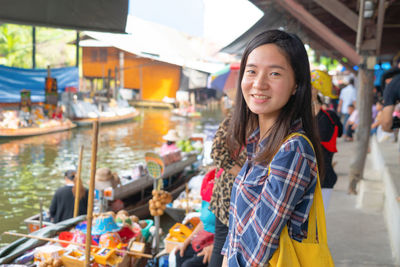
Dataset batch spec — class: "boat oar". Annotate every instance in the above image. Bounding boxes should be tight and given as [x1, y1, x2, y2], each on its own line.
[73, 145, 84, 218]
[3, 232, 152, 259]
[39, 198, 43, 229]
[85, 120, 99, 267]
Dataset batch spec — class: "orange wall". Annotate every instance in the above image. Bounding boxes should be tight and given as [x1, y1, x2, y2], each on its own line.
[82, 47, 119, 78]
[82, 47, 181, 101]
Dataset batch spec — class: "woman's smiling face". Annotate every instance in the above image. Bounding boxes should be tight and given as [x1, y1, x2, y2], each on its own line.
[241, 44, 296, 126]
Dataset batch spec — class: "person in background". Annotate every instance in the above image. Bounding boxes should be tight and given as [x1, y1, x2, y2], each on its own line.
[371, 99, 384, 135]
[222, 30, 325, 266]
[313, 89, 343, 210]
[49, 170, 88, 223]
[175, 170, 216, 267]
[160, 129, 180, 156]
[220, 93, 233, 116]
[337, 78, 357, 127]
[344, 104, 358, 142]
[381, 73, 400, 132]
[380, 57, 400, 94]
[52, 106, 63, 120]
[95, 167, 122, 212]
[208, 98, 247, 266]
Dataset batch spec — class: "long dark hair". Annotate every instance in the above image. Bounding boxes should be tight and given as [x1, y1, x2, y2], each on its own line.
[227, 29, 324, 178]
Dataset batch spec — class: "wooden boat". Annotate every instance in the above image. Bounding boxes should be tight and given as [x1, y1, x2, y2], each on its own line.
[129, 100, 174, 110]
[24, 152, 200, 233]
[171, 108, 201, 119]
[72, 110, 140, 127]
[107, 153, 197, 201]
[0, 121, 76, 138]
[0, 216, 86, 265]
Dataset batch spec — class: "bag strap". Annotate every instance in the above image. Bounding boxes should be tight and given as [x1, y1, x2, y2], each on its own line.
[269, 132, 327, 244]
[321, 109, 335, 125]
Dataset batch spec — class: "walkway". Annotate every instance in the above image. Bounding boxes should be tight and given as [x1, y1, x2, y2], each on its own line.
[327, 138, 398, 266]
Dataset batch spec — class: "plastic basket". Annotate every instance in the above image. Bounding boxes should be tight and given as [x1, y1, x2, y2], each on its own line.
[140, 219, 154, 242]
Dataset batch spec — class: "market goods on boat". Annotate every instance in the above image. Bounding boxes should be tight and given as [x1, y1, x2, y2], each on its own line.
[24, 148, 201, 234]
[149, 190, 172, 217]
[1, 212, 154, 266]
[0, 109, 76, 138]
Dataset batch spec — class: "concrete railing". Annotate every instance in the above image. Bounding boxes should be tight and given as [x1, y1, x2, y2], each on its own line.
[368, 136, 400, 265]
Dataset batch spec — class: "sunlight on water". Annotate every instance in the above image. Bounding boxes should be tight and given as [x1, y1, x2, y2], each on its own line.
[0, 108, 222, 246]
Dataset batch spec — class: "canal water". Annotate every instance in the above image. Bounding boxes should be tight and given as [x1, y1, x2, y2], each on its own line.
[0, 108, 223, 246]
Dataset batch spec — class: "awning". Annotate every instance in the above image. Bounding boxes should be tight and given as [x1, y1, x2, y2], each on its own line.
[0, 0, 128, 33]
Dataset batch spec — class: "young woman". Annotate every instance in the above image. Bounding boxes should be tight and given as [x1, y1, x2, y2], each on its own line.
[209, 110, 247, 267]
[313, 91, 343, 210]
[221, 30, 324, 266]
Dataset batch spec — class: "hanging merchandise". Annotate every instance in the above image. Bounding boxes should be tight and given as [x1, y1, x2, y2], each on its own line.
[20, 89, 32, 112]
[44, 69, 58, 117]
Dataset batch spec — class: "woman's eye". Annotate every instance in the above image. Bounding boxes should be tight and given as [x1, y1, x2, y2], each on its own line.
[245, 69, 256, 75]
[271, 72, 281, 76]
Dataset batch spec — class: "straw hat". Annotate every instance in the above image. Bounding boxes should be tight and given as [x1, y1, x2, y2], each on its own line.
[95, 167, 120, 190]
[162, 129, 180, 142]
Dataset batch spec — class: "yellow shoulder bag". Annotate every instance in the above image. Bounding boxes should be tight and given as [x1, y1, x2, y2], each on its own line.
[268, 133, 335, 267]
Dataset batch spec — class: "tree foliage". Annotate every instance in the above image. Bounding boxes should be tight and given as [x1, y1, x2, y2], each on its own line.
[0, 24, 32, 68]
[0, 24, 76, 69]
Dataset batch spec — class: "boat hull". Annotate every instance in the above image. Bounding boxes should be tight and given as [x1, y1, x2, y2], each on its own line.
[72, 110, 139, 127]
[0, 123, 76, 138]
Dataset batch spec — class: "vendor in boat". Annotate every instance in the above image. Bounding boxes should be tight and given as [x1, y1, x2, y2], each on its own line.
[49, 170, 89, 223]
[95, 167, 123, 212]
[160, 129, 180, 156]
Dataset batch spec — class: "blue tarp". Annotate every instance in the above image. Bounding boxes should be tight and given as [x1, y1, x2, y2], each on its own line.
[0, 65, 79, 103]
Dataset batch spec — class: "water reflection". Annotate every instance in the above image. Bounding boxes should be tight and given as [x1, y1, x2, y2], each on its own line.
[0, 108, 222, 245]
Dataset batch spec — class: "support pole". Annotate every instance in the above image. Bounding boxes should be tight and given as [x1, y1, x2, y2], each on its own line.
[119, 51, 124, 88]
[32, 27, 36, 69]
[76, 31, 80, 68]
[73, 145, 84, 218]
[139, 67, 143, 101]
[348, 56, 374, 194]
[356, 0, 366, 53]
[375, 0, 386, 55]
[85, 121, 99, 267]
[153, 179, 161, 256]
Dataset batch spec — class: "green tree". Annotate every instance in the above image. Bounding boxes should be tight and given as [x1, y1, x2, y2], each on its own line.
[0, 24, 76, 68]
[35, 27, 76, 68]
[0, 24, 32, 68]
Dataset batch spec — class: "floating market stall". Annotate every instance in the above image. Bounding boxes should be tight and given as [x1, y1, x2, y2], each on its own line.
[70, 99, 139, 127]
[0, 65, 79, 138]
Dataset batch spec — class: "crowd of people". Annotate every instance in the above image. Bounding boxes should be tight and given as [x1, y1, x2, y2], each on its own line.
[337, 59, 400, 144]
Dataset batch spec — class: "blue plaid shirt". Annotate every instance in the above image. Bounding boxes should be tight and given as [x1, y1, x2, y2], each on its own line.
[223, 122, 318, 266]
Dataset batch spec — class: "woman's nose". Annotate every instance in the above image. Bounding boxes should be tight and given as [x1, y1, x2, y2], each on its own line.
[253, 74, 268, 89]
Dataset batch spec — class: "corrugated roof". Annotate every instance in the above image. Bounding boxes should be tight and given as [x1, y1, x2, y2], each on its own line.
[82, 16, 225, 74]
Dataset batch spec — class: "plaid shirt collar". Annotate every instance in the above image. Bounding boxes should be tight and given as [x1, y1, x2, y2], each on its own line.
[246, 118, 303, 161]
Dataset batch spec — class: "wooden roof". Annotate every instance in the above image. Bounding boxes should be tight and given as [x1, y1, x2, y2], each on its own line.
[223, 0, 400, 65]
